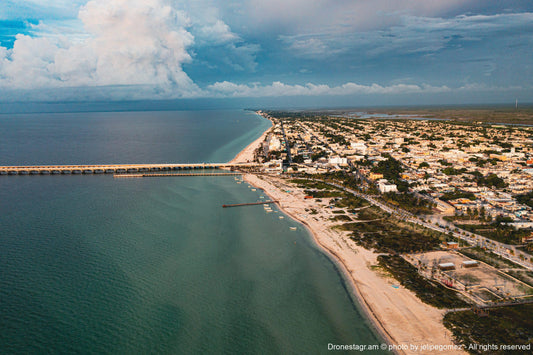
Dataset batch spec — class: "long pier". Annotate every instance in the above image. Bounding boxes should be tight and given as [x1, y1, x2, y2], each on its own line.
[0, 163, 260, 176]
[222, 201, 278, 208]
[115, 172, 242, 178]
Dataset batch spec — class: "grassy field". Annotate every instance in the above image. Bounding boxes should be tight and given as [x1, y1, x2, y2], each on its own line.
[292, 107, 533, 125]
[363, 107, 533, 125]
[444, 304, 533, 354]
[340, 206, 445, 253]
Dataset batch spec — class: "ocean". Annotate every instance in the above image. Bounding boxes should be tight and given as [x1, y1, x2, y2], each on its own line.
[0, 109, 385, 353]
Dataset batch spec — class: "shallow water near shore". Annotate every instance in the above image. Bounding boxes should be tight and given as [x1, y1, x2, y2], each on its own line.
[0, 109, 385, 353]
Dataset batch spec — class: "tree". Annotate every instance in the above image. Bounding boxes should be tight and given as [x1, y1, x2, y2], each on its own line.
[292, 155, 305, 163]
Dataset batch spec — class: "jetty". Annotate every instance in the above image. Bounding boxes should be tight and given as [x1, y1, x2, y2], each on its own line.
[222, 201, 278, 208]
[0, 163, 260, 176]
[115, 172, 242, 178]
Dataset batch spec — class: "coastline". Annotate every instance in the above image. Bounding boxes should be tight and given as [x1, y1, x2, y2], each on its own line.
[228, 112, 272, 164]
[242, 175, 396, 348]
[242, 174, 462, 355]
[228, 113, 462, 354]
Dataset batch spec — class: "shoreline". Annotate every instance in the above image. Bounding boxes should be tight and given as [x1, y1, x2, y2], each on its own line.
[227, 113, 461, 354]
[228, 111, 272, 164]
[242, 174, 397, 350]
[246, 173, 397, 347]
[241, 173, 463, 355]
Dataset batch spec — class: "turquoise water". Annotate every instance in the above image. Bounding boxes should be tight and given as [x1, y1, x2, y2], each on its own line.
[0, 110, 385, 353]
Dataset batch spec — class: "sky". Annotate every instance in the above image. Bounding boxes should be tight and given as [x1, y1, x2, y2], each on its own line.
[0, 0, 532, 106]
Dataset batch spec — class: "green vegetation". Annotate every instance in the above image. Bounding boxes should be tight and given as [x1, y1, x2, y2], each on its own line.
[324, 132, 348, 145]
[267, 149, 283, 160]
[444, 304, 533, 354]
[364, 107, 533, 125]
[334, 195, 368, 209]
[340, 206, 443, 253]
[290, 179, 336, 190]
[442, 167, 468, 175]
[331, 215, 352, 222]
[311, 150, 327, 161]
[440, 189, 476, 201]
[378, 255, 470, 309]
[371, 156, 408, 191]
[292, 154, 305, 163]
[456, 221, 530, 245]
[382, 192, 436, 215]
[475, 173, 508, 189]
[459, 247, 523, 270]
[516, 190, 533, 208]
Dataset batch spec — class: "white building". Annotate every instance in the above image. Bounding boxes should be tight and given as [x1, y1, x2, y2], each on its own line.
[269, 137, 282, 151]
[377, 179, 398, 193]
[350, 142, 367, 155]
[329, 156, 348, 166]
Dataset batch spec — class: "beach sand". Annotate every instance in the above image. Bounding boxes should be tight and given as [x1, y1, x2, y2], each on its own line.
[242, 174, 464, 355]
[228, 115, 463, 354]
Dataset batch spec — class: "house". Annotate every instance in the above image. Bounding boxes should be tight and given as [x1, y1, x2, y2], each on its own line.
[369, 172, 384, 180]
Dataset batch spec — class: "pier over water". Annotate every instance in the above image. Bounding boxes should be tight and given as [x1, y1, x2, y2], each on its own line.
[0, 163, 260, 176]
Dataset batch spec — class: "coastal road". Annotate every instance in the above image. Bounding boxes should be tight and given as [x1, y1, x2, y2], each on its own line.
[316, 179, 533, 271]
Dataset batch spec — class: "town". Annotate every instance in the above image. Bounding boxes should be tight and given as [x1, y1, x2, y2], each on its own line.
[243, 110, 533, 348]
[255, 110, 533, 254]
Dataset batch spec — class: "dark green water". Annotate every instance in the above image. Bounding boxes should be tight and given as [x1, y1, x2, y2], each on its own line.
[0, 110, 385, 354]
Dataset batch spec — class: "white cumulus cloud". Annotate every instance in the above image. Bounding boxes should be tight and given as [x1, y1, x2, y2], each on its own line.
[0, 0, 202, 97]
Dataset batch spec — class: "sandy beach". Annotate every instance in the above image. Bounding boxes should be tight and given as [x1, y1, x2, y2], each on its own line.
[228, 116, 463, 354]
[242, 173, 464, 355]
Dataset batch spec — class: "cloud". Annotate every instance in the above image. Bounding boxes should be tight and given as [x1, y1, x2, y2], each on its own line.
[207, 81, 453, 97]
[0, 0, 202, 97]
[231, 0, 472, 34]
[171, 1, 260, 72]
[206, 80, 525, 98]
[280, 12, 533, 59]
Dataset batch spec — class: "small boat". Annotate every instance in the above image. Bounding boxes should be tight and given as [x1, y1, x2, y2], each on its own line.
[279, 216, 284, 219]
[290, 227, 297, 231]
[251, 189, 256, 191]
